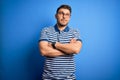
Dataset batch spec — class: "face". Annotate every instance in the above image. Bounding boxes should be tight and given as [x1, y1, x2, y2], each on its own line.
[55, 8, 71, 27]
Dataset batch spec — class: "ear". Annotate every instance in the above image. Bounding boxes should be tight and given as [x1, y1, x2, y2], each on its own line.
[55, 14, 57, 19]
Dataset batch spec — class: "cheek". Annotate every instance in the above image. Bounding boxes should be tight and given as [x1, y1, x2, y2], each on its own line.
[57, 17, 62, 21]
[56, 15, 61, 20]
[58, 16, 63, 19]
[67, 18, 70, 21]
[65, 16, 70, 20]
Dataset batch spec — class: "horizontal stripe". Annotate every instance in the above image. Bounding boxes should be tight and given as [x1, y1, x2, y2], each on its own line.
[39, 26, 81, 79]
[39, 39, 48, 42]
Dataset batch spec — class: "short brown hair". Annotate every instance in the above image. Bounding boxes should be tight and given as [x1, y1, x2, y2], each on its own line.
[56, 4, 72, 14]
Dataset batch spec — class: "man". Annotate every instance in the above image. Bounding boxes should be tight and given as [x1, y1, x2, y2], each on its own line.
[39, 4, 82, 80]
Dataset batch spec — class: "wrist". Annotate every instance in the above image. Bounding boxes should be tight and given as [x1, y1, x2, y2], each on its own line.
[52, 42, 56, 49]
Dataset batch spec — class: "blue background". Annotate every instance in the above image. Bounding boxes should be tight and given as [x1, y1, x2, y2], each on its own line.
[1, 0, 120, 80]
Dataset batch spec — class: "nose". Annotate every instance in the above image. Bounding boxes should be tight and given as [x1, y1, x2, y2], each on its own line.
[62, 14, 66, 18]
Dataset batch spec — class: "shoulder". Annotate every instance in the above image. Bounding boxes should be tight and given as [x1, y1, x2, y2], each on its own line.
[69, 26, 79, 33]
[41, 26, 54, 32]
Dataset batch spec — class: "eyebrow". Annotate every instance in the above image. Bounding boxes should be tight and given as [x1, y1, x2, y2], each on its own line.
[58, 11, 70, 14]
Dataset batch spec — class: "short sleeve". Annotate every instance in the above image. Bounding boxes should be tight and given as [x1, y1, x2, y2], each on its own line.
[39, 27, 49, 42]
[73, 29, 82, 42]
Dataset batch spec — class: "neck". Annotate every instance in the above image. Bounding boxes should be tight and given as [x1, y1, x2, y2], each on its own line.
[57, 24, 66, 31]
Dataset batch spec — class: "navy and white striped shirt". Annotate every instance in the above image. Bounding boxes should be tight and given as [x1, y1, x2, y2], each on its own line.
[39, 24, 81, 80]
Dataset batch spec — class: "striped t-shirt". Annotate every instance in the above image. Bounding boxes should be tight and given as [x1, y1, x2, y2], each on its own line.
[39, 24, 81, 80]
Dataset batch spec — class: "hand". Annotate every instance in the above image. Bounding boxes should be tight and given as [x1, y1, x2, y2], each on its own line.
[48, 42, 57, 49]
[48, 42, 52, 48]
[70, 38, 77, 43]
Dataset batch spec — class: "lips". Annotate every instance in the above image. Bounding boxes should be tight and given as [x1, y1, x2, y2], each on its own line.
[61, 19, 67, 22]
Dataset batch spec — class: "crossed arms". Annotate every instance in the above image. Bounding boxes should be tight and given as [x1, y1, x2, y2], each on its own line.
[39, 38, 82, 57]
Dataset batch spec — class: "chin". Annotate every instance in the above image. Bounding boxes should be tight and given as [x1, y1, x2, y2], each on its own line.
[60, 24, 67, 27]
[60, 23, 68, 26]
[58, 22, 68, 27]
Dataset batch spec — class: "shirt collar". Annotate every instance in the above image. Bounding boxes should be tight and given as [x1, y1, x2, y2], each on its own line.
[54, 24, 69, 32]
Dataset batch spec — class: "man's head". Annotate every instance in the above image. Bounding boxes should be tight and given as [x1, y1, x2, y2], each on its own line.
[55, 4, 72, 27]
[56, 4, 72, 14]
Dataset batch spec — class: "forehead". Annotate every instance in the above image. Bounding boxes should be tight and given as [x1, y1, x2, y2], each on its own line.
[58, 8, 70, 13]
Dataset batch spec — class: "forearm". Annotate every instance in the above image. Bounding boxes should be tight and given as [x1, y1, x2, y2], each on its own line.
[55, 41, 82, 54]
[41, 47, 65, 57]
[39, 42, 65, 57]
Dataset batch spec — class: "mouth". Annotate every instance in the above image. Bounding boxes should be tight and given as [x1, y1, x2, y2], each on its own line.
[61, 19, 67, 22]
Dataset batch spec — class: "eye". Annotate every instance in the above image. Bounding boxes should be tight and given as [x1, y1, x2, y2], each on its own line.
[58, 12, 70, 17]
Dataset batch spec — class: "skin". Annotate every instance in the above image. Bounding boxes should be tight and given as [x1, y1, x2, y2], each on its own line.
[39, 8, 82, 57]
[55, 8, 71, 30]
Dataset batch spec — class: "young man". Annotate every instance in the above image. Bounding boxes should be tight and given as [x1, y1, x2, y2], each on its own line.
[39, 4, 82, 80]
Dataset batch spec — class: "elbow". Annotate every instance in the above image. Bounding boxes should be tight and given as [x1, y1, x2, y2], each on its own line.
[39, 47, 45, 56]
[72, 42, 82, 54]
[40, 49, 47, 56]
[73, 46, 82, 54]
[73, 49, 80, 54]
